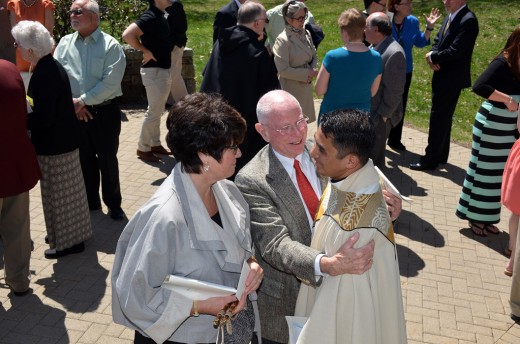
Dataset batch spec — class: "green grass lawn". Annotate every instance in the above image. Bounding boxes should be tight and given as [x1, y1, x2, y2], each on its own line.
[182, 0, 518, 147]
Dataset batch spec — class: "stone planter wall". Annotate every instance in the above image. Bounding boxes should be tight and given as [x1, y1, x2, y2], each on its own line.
[120, 45, 196, 104]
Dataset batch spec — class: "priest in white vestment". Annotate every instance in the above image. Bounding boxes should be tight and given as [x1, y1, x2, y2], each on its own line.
[294, 109, 407, 344]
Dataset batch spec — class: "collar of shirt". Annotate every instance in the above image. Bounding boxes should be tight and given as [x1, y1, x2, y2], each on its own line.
[372, 35, 392, 52]
[272, 148, 321, 198]
[234, 0, 242, 8]
[272, 147, 322, 230]
[72, 26, 102, 44]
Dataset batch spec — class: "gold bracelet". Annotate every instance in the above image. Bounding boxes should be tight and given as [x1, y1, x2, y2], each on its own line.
[193, 300, 199, 317]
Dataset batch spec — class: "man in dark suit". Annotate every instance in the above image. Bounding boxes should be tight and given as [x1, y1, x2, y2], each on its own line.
[212, 0, 246, 43]
[365, 12, 406, 170]
[202, 1, 280, 176]
[410, 0, 478, 171]
[235, 90, 402, 344]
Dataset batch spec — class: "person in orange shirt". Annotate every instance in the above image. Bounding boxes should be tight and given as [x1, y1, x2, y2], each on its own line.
[7, 0, 54, 86]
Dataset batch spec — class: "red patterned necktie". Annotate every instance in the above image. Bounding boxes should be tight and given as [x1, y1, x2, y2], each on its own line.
[294, 160, 319, 219]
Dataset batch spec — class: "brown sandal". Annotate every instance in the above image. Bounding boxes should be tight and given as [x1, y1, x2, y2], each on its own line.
[484, 224, 500, 235]
[469, 222, 486, 237]
[505, 268, 513, 277]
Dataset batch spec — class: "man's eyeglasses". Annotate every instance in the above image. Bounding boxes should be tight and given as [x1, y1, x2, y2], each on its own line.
[225, 145, 240, 154]
[255, 17, 269, 24]
[398, 1, 412, 6]
[262, 116, 309, 135]
[375, 1, 387, 8]
[69, 8, 85, 16]
[292, 14, 308, 22]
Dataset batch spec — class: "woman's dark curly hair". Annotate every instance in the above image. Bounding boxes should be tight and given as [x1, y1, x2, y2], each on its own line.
[166, 93, 246, 174]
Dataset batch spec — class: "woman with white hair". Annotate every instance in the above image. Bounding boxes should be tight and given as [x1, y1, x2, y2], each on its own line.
[273, 0, 318, 122]
[11, 20, 92, 259]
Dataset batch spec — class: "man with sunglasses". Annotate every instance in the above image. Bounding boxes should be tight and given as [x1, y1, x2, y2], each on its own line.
[201, 1, 279, 177]
[54, 0, 127, 221]
[235, 90, 403, 344]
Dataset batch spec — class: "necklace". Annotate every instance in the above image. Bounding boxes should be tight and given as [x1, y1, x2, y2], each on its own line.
[345, 42, 365, 46]
[21, 0, 38, 7]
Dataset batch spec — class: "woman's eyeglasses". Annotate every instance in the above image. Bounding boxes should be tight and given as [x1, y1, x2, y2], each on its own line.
[292, 14, 308, 22]
[225, 145, 240, 154]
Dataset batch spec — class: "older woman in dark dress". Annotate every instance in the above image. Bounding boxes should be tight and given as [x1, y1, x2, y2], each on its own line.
[11, 20, 92, 259]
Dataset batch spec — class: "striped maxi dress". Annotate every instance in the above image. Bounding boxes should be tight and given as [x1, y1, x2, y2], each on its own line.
[456, 97, 519, 224]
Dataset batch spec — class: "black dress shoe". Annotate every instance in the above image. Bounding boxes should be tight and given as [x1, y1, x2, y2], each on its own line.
[388, 141, 406, 151]
[409, 162, 437, 171]
[10, 287, 32, 297]
[511, 314, 520, 323]
[110, 207, 126, 221]
[44, 242, 85, 259]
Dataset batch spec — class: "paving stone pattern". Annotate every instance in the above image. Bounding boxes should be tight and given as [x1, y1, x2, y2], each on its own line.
[1, 104, 519, 343]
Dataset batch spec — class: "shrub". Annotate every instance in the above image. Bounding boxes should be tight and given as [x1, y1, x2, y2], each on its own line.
[52, 0, 147, 41]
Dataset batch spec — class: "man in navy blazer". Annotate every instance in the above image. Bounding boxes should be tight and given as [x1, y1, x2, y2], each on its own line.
[410, 0, 478, 171]
[212, 0, 246, 43]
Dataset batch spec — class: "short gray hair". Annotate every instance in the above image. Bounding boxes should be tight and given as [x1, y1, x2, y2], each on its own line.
[257, 90, 302, 124]
[282, 0, 307, 25]
[237, 1, 264, 25]
[83, 0, 100, 16]
[11, 20, 55, 60]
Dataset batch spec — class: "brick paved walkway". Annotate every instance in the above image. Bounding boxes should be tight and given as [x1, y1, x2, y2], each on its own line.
[1, 104, 519, 343]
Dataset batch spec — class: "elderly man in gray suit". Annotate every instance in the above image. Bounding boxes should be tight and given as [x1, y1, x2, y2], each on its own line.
[235, 90, 402, 344]
[365, 12, 406, 170]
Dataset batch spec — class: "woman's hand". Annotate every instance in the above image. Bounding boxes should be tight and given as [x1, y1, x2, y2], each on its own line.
[197, 295, 238, 316]
[142, 49, 157, 65]
[307, 68, 319, 83]
[425, 8, 441, 29]
[244, 258, 264, 296]
[505, 97, 519, 112]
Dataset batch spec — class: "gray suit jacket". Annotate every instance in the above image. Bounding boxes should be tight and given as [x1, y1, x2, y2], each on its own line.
[235, 143, 327, 343]
[370, 35, 406, 127]
[369, 36, 406, 168]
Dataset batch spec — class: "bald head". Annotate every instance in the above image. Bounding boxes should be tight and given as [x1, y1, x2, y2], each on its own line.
[256, 90, 301, 124]
[255, 90, 308, 159]
[365, 12, 391, 45]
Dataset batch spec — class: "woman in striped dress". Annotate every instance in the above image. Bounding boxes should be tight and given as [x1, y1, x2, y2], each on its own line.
[456, 26, 520, 236]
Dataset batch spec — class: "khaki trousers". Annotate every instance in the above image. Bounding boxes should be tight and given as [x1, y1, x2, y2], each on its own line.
[169, 46, 188, 103]
[0, 192, 32, 292]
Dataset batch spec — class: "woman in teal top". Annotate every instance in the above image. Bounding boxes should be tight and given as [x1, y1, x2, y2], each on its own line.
[316, 8, 381, 120]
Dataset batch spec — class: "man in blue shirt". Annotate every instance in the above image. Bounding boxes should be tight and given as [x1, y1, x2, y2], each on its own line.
[54, 0, 127, 220]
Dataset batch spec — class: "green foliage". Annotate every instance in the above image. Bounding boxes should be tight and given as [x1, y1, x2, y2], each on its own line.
[52, 0, 147, 41]
[51, 0, 519, 146]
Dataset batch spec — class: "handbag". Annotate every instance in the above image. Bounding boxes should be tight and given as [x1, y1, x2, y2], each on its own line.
[214, 299, 255, 344]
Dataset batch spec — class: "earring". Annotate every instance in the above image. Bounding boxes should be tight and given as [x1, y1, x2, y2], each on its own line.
[203, 161, 210, 173]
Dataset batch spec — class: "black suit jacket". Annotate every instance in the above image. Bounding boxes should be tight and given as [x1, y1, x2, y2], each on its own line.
[213, 0, 239, 43]
[430, 5, 479, 89]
